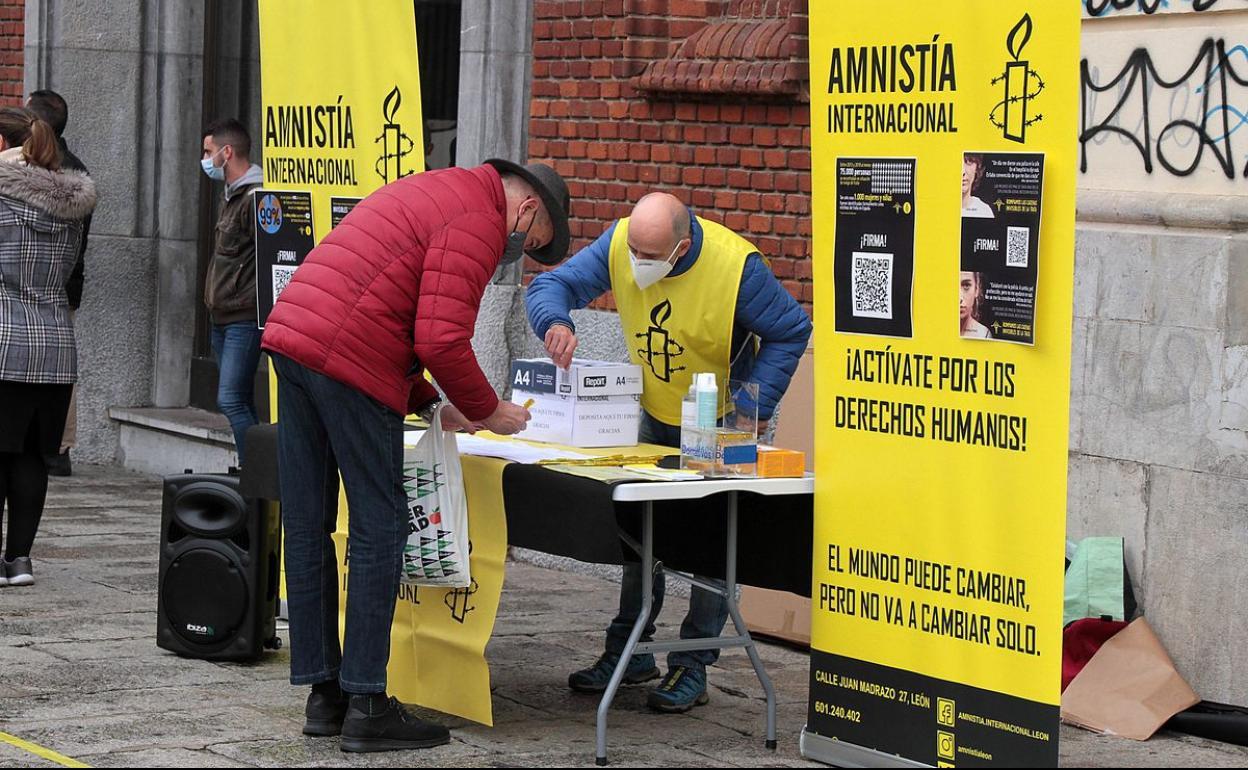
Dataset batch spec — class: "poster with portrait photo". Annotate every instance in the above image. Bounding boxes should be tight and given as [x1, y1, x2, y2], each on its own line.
[959, 152, 1044, 345]
[834, 157, 916, 338]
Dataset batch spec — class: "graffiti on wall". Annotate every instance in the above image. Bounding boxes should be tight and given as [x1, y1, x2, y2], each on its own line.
[1081, 39, 1248, 180]
[1083, 0, 1246, 17]
[1080, 2, 1248, 192]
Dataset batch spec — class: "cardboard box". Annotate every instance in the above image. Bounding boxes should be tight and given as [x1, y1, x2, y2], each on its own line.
[511, 391, 641, 447]
[510, 358, 560, 394]
[742, 345, 815, 646]
[510, 359, 644, 447]
[511, 358, 643, 398]
[757, 446, 806, 478]
[771, 346, 815, 470]
[739, 586, 811, 647]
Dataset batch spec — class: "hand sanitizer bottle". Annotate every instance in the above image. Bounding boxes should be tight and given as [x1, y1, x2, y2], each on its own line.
[696, 372, 718, 431]
[680, 384, 698, 458]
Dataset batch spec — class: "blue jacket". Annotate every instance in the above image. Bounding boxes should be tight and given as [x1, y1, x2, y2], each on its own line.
[526, 212, 812, 421]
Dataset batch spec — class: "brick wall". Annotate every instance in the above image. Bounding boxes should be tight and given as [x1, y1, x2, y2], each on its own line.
[527, 0, 813, 312]
[0, 0, 21, 106]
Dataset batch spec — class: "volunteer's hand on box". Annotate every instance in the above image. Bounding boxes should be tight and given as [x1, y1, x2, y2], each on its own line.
[544, 324, 578, 369]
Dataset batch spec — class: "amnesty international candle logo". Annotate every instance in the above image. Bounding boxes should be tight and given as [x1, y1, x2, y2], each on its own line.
[635, 299, 687, 382]
[262, 84, 420, 187]
[990, 15, 1046, 143]
[375, 85, 417, 184]
[445, 578, 480, 624]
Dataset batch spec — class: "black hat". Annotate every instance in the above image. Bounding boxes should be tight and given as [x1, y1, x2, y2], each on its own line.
[485, 159, 570, 266]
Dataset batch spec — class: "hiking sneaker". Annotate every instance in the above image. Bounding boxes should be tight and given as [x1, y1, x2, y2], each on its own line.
[303, 688, 349, 736]
[339, 695, 450, 753]
[568, 652, 661, 694]
[4, 558, 33, 587]
[647, 666, 709, 713]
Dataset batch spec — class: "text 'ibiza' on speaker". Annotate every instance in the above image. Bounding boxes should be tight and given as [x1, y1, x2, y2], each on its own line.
[157, 472, 281, 661]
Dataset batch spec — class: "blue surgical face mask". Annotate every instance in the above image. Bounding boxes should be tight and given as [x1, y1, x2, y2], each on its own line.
[200, 148, 225, 181]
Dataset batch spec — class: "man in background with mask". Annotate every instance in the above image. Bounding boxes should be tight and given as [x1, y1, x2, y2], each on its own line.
[27, 89, 91, 476]
[261, 159, 568, 753]
[200, 118, 264, 464]
[525, 192, 811, 714]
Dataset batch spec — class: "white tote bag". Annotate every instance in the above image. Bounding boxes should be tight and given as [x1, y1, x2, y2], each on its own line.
[400, 405, 471, 588]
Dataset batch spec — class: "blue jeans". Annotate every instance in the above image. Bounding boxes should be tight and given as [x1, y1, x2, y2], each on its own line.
[604, 411, 730, 672]
[209, 321, 262, 464]
[272, 354, 407, 694]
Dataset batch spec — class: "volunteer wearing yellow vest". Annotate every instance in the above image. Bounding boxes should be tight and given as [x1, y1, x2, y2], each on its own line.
[526, 192, 812, 713]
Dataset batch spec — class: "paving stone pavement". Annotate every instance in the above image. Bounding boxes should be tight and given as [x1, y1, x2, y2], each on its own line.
[0, 466, 1245, 768]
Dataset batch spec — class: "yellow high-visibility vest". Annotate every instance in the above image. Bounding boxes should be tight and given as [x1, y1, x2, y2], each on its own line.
[608, 216, 756, 425]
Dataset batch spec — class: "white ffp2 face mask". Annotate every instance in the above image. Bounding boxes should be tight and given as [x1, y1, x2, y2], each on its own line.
[629, 241, 683, 290]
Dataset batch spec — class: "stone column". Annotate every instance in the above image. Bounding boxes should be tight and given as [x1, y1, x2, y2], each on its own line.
[457, 0, 533, 286]
[23, 0, 206, 460]
[456, 0, 535, 394]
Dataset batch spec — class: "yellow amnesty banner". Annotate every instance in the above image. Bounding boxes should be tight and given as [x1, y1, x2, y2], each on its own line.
[332, 455, 507, 726]
[258, 0, 424, 239]
[804, 3, 1079, 767]
[403, 456, 508, 725]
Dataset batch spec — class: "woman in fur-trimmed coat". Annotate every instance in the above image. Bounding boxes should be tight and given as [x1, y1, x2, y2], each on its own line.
[0, 106, 97, 588]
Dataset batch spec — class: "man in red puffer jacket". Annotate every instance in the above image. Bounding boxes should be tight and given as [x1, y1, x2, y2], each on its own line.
[261, 160, 569, 753]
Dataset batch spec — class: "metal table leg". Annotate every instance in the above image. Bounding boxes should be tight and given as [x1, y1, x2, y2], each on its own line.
[595, 491, 778, 763]
[724, 491, 778, 750]
[595, 502, 654, 766]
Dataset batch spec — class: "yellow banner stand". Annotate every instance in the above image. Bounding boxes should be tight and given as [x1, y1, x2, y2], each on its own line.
[258, 0, 424, 237]
[331, 455, 508, 725]
[258, 0, 507, 727]
[803, 4, 1079, 766]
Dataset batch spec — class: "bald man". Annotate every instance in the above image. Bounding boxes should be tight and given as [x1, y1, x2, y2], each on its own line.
[525, 193, 812, 713]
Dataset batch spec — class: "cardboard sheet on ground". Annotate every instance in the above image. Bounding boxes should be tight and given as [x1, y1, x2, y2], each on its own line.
[740, 586, 811, 647]
[1061, 618, 1200, 740]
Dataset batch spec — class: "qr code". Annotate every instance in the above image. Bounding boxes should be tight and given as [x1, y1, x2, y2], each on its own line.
[272, 265, 297, 304]
[1006, 227, 1030, 268]
[851, 252, 893, 319]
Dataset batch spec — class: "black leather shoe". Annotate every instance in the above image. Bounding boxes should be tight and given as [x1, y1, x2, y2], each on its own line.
[303, 689, 349, 736]
[340, 695, 451, 753]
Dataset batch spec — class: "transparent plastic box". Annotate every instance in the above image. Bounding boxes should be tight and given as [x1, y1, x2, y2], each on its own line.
[681, 380, 759, 478]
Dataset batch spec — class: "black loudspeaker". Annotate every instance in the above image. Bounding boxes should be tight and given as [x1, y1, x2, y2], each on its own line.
[156, 472, 282, 660]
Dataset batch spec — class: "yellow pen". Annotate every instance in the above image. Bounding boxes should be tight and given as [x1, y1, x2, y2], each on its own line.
[522, 398, 535, 410]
